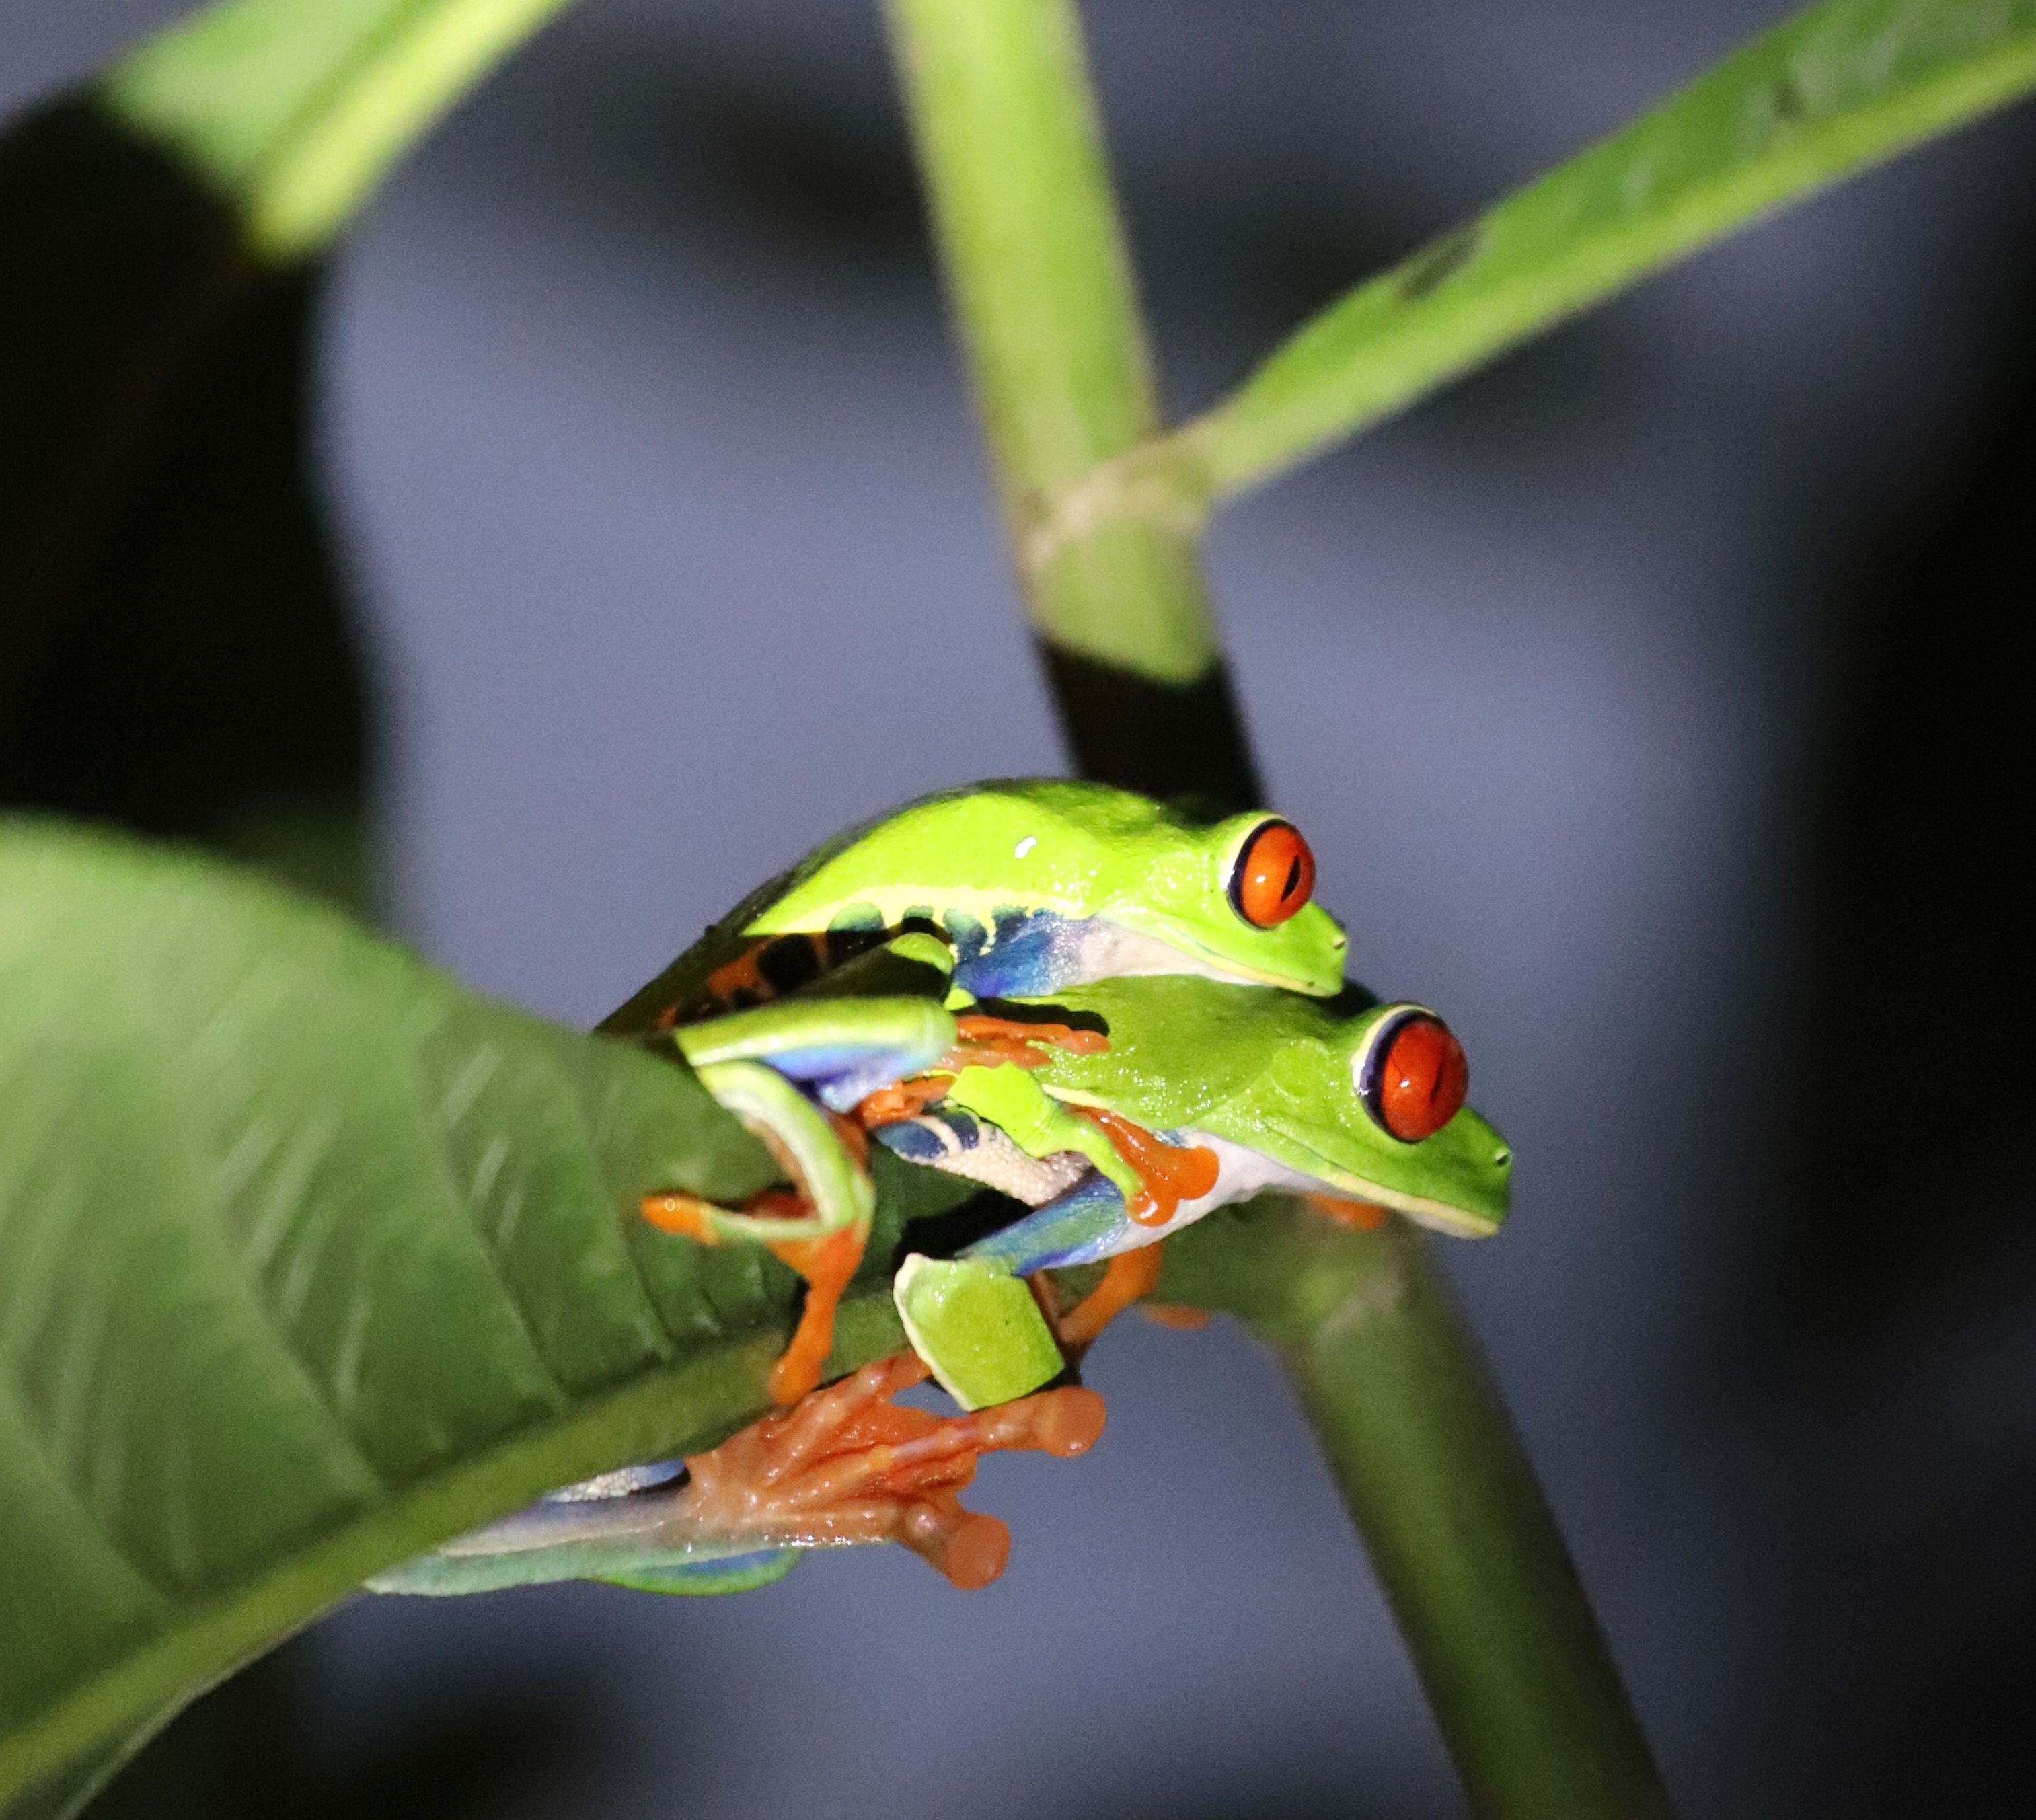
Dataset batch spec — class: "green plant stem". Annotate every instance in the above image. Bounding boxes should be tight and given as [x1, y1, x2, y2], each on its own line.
[1043, 0, 2036, 535]
[1163, 1207, 1671, 1819]
[881, 0, 1215, 685]
[887, 2, 1672, 1813]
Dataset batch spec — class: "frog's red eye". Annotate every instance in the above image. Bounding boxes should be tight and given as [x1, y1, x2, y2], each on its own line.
[1362, 1012, 1468, 1142]
[1230, 821, 1316, 929]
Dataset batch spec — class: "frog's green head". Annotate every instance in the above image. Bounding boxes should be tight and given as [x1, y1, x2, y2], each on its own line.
[749, 779, 1349, 996]
[1274, 997, 1511, 1238]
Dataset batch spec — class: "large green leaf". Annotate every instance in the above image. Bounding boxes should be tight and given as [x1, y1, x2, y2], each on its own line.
[0, 821, 962, 1819]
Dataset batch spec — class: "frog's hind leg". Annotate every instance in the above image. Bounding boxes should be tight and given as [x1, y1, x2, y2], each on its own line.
[682, 1352, 1104, 1588]
[1055, 1245, 1165, 1349]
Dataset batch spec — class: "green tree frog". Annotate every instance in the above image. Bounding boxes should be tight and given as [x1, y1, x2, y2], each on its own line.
[617, 780, 1348, 1404]
[372, 974, 1510, 1599]
[604, 778, 1348, 1032]
[883, 975, 1513, 1408]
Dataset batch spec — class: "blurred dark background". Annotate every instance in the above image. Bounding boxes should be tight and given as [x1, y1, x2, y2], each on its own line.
[5, 2, 2034, 1815]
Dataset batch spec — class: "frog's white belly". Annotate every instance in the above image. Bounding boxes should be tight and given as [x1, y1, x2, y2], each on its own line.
[1102, 1132, 1324, 1250]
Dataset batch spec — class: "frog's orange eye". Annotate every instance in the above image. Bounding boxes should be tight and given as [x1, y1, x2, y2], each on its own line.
[1230, 821, 1316, 929]
[1362, 1012, 1468, 1142]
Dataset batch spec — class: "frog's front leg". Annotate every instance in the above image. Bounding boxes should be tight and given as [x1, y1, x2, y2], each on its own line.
[640, 995, 956, 1404]
[878, 1084, 1222, 1404]
[952, 1170, 1175, 1349]
[642, 996, 1113, 1405]
[933, 1065, 1217, 1225]
[640, 1058, 877, 1405]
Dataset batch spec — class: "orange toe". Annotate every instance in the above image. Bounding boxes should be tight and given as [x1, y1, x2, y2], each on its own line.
[1304, 1192, 1389, 1232]
[1067, 1108, 1219, 1226]
[950, 1013, 1110, 1070]
[679, 1353, 1104, 1590]
[1057, 1245, 1164, 1349]
[640, 1193, 720, 1242]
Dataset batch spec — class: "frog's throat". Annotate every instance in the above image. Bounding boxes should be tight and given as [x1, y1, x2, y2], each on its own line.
[1071, 1126, 1497, 1242]
[1232, 1129, 1502, 1240]
[948, 910, 1322, 998]
[1061, 917, 1318, 991]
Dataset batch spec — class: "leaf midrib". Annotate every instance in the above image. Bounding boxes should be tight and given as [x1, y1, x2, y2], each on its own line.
[0, 1289, 908, 1805]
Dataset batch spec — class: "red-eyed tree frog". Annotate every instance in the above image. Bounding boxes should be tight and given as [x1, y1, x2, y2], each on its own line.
[883, 975, 1512, 1408]
[604, 780, 1347, 1032]
[617, 780, 1348, 1405]
[371, 975, 1509, 1600]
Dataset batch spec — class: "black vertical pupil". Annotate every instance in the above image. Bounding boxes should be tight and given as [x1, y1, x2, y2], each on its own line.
[1281, 858, 1301, 901]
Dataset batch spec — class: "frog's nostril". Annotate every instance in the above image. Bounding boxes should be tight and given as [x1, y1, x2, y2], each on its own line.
[1494, 1147, 1512, 1169]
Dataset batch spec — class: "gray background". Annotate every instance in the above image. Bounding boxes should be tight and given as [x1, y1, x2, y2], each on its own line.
[7, 3, 2033, 1815]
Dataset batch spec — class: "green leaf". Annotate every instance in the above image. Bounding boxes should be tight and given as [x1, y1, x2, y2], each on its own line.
[103, 0, 579, 260]
[0, 820, 958, 1819]
[1061, 0, 2036, 519]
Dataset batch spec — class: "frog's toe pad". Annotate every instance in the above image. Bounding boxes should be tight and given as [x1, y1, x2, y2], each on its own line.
[905, 1501, 1009, 1591]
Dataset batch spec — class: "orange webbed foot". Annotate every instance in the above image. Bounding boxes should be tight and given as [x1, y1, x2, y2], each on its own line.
[683, 1353, 1106, 1589]
[853, 1074, 954, 1129]
[1067, 1106, 1220, 1226]
[851, 1016, 1109, 1130]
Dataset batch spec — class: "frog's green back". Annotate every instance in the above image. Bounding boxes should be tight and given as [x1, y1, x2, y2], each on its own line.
[601, 780, 1349, 1035]
[751, 780, 1347, 992]
[1024, 975, 1512, 1238]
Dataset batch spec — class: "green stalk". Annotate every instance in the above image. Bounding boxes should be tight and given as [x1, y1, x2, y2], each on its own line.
[1162, 1207, 1671, 1819]
[881, 0, 1215, 686]
[884, 3, 1671, 1812]
[1042, 0, 2036, 535]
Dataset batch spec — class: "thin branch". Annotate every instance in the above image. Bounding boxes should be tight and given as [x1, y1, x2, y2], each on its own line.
[1041, 0, 2036, 533]
[1163, 1207, 1672, 1819]
[881, 0, 1219, 693]
[884, 3, 1674, 1813]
